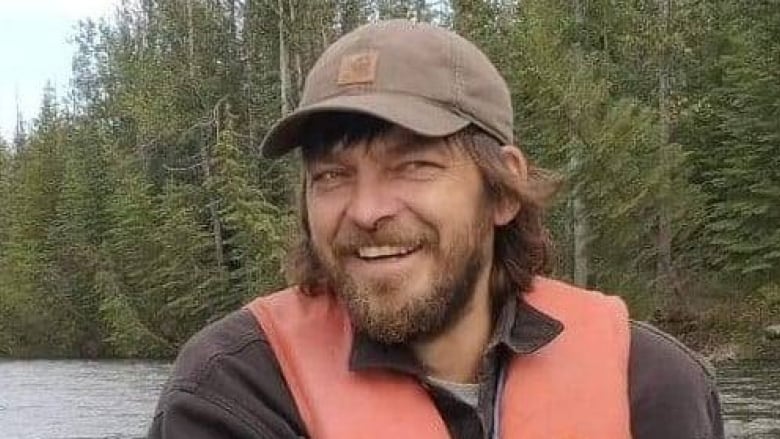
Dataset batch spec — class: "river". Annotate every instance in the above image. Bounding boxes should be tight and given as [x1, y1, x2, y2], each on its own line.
[0, 359, 777, 438]
[720, 361, 780, 438]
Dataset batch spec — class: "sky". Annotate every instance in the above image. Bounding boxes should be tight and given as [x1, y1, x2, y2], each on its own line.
[0, 0, 119, 142]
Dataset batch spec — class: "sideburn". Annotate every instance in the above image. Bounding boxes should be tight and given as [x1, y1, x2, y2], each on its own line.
[284, 173, 332, 293]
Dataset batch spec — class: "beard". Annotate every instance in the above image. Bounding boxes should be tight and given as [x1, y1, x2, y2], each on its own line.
[311, 214, 492, 345]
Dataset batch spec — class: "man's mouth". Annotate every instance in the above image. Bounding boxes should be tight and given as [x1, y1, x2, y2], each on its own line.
[356, 245, 421, 260]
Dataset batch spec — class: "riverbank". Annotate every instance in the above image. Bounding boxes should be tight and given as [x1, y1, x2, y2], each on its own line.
[652, 297, 780, 363]
[3, 320, 777, 362]
[3, 282, 778, 361]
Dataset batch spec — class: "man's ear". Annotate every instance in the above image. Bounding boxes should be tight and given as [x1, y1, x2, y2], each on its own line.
[493, 146, 528, 226]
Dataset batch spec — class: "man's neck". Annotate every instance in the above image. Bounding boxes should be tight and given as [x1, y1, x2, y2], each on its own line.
[411, 275, 493, 384]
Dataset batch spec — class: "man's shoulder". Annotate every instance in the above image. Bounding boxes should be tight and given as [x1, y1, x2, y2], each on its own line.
[150, 303, 309, 438]
[628, 320, 724, 439]
[629, 320, 715, 381]
[165, 308, 271, 390]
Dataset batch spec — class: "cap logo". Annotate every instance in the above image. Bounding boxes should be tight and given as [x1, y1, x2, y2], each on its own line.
[337, 51, 378, 85]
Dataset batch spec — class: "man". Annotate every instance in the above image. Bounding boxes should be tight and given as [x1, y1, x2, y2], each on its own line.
[149, 19, 724, 439]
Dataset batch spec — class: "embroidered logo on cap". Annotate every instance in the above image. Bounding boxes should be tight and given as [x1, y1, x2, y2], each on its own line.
[337, 51, 378, 85]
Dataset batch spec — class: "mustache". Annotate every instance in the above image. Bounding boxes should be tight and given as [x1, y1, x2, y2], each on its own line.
[332, 223, 438, 256]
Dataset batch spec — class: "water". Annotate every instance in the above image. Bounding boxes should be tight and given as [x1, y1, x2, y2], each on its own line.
[0, 359, 777, 438]
[720, 361, 780, 438]
[0, 360, 171, 439]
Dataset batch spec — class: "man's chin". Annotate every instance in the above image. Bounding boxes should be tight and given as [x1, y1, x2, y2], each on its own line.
[338, 288, 411, 339]
[339, 270, 415, 297]
[351, 308, 417, 344]
[343, 287, 450, 344]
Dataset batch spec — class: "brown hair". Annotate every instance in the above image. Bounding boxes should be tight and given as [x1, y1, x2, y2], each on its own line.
[285, 114, 558, 307]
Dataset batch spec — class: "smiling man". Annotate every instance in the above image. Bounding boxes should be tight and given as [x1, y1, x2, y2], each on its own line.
[149, 20, 724, 439]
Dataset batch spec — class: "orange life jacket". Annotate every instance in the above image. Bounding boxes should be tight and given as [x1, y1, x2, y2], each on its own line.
[246, 277, 631, 439]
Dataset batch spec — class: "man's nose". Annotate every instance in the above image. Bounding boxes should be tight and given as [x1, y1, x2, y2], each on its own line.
[344, 173, 402, 230]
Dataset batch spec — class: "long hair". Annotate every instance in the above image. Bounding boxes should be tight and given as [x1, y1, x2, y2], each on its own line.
[285, 114, 559, 307]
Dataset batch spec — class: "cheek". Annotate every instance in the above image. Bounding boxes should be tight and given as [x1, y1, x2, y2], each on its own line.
[403, 180, 485, 228]
[306, 196, 341, 251]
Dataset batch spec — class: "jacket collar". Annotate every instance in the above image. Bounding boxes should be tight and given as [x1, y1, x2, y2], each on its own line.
[348, 292, 564, 375]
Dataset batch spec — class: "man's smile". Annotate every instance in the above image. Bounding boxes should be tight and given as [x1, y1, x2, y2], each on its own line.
[343, 244, 427, 279]
[356, 245, 421, 260]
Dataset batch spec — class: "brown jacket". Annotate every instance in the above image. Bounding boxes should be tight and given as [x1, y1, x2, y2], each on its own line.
[148, 294, 724, 439]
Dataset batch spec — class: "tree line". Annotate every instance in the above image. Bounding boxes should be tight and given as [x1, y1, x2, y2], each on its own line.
[0, 0, 777, 358]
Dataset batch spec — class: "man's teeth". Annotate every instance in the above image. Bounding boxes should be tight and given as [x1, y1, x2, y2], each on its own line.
[357, 246, 416, 259]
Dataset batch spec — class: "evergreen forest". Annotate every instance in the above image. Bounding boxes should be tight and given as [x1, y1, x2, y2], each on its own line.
[1, 0, 778, 359]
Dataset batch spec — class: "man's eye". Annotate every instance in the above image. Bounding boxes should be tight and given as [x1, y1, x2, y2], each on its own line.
[400, 161, 430, 170]
[311, 169, 348, 184]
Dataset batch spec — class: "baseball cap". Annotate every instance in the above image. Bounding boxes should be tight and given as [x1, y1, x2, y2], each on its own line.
[260, 19, 513, 158]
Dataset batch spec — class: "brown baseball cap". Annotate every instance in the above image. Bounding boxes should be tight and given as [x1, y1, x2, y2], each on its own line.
[260, 19, 513, 158]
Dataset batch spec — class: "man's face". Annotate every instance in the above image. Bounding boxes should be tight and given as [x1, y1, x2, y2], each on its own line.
[305, 126, 497, 344]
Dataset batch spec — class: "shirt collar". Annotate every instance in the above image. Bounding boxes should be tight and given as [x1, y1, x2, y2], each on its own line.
[348, 291, 564, 374]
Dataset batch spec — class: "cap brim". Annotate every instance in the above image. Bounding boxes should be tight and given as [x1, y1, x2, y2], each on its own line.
[260, 93, 471, 158]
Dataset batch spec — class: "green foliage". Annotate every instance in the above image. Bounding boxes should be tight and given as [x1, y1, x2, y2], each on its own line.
[149, 182, 222, 338]
[670, 0, 780, 286]
[208, 113, 290, 303]
[96, 268, 174, 358]
[0, 137, 11, 259]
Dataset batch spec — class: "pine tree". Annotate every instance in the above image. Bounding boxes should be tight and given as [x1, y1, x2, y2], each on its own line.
[207, 106, 290, 306]
[47, 120, 111, 356]
[97, 155, 173, 357]
[682, 0, 780, 282]
[0, 84, 76, 355]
